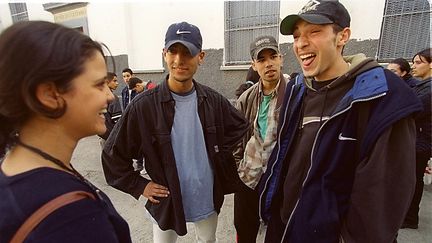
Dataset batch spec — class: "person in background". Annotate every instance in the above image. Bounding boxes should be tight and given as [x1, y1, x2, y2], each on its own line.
[235, 66, 260, 98]
[402, 48, 431, 229]
[233, 35, 287, 243]
[0, 21, 131, 243]
[387, 58, 418, 87]
[258, 1, 422, 242]
[121, 68, 136, 110]
[99, 72, 122, 148]
[101, 21, 248, 243]
[128, 77, 145, 94]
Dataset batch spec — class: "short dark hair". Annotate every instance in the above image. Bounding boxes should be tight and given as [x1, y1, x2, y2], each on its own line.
[0, 21, 104, 157]
[128, 77, 143, 89]
[107, 72, 117, 81]
[122, 68, 133, 75]
[413, 48, 431, 64]
[389, 58, 411, 73]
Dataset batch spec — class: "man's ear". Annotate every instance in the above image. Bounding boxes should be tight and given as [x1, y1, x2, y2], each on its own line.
[337, 27, 351, 47]
[198, 51, 206, 65]
[251, 61, 257, 71]
[35, 82, 62, 109]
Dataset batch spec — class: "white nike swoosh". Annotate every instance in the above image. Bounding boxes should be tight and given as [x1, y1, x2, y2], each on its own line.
[176, 30, 191, 35]
[338, 133, 357, 141]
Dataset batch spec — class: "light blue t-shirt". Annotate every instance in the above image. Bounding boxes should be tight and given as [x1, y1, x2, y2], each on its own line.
[170, 88, 215, 222]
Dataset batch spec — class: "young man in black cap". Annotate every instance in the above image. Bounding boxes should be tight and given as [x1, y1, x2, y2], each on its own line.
[101, 21, 248, 243]
[233, 35, 287, 243]
[258, 1, 422, 242]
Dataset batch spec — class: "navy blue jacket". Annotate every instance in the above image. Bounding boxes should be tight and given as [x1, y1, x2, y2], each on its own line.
[258, 66, 422, 243]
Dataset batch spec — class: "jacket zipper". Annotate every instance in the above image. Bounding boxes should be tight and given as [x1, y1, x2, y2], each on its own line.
[279, 92, 387, 242]
[258, 83, 297, 221]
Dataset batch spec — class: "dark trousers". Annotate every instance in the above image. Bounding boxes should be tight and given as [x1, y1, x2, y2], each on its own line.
[234, 184, 260, 243]
[404, 152, 430, 225]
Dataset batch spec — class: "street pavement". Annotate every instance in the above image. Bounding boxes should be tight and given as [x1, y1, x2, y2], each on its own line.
[72, 136, 431, 243]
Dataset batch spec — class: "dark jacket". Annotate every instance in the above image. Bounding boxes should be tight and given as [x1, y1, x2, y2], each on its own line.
[99, 93, 122, 140]
[121, 86, 137, 110]
[258, 56, 422, 243]
[102, 77, 248, 236]
[413, 77, 431, 155]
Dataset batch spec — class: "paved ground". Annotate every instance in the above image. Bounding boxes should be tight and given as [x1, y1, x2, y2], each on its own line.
[72, 136, 431, 243]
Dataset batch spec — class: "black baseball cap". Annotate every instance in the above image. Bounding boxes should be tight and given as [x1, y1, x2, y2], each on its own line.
[280, 0, 351, 35]
[164, 21, 202, 56]
[250, 35, 280, 60]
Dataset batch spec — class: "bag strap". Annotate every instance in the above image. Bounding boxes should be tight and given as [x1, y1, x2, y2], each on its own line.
[10, 190, 96, 243]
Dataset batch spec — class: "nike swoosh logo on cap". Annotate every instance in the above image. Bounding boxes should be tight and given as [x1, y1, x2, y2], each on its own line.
[176, 30, 191, 35]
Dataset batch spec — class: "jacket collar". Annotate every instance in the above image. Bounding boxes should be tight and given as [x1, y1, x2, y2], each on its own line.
[160, 75, 208, 103]
[335, 67, 388, 113]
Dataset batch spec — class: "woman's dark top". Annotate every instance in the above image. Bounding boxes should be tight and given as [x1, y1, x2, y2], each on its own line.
[0, 166, 132, 243]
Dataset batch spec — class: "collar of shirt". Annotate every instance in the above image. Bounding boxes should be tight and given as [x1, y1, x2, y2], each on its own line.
[258, 78, 281, 99]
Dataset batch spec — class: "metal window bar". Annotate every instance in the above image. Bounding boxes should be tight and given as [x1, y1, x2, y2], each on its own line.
[224, 1, 280, 66]
[9, 3, 29, 23]
[377, 0, 430, 62]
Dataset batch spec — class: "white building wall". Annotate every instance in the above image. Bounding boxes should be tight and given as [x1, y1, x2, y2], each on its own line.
[86, 2, 129, 57]
[112, 1, 224, 71]
[26, 3, 54, 22]
[0, 3, 13, 28]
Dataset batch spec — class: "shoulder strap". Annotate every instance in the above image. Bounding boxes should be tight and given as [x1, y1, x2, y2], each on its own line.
[10, 190, 96, 243]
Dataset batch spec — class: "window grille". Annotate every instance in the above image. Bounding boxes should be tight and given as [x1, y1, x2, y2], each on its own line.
[9, 3, 29, 23]
[377, 0, 430, 62]
[224, 1, 280, 66]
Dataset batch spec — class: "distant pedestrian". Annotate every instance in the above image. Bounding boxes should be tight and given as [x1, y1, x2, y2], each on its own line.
[101, 21, 248, 243]
[387, 58, 418, 87]
[121, 68, 136, 110]
[402, 48, 431, 229]
[235, 66, 260, 98]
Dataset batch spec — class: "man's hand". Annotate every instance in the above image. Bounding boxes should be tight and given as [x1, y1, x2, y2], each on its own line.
[143, 181, 170, 203]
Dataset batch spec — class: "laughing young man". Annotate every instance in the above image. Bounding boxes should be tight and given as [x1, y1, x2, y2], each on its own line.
[258, 1, 423, 242]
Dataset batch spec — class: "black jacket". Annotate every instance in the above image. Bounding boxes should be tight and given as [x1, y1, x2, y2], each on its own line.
[413, 77, 431, 155]
[102, 77, 248, 236]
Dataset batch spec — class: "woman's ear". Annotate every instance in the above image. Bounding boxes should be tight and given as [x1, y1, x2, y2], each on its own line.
[35, 82, 61, 109]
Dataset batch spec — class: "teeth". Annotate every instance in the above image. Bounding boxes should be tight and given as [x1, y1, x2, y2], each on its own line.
[99, 108, 107, 115]
[300, 53, 315, 60]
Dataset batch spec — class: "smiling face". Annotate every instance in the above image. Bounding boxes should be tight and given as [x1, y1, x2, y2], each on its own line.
[292, 20, 350, 81]
[163, 43, 204, 92]
[59, 51, 113, 139]
[252, 49, 282, 84]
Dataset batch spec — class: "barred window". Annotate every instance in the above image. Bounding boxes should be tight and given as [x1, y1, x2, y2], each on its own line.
[9, 2, 29, 23]
[377, 0, 430, 62]
[224, 1, 280, 66]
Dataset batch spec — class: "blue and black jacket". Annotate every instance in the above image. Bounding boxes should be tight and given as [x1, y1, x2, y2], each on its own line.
[258, 55, 422, 243]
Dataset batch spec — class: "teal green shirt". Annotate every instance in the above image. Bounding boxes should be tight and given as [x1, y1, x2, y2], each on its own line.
[258, 95, 272, 140]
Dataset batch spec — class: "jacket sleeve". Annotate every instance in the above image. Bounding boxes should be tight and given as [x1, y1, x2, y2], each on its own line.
[232, 94, 248, 166]
[101, 103, 150, 199]
[341, 117, 416, 243]
[221, 96, 249, 152]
